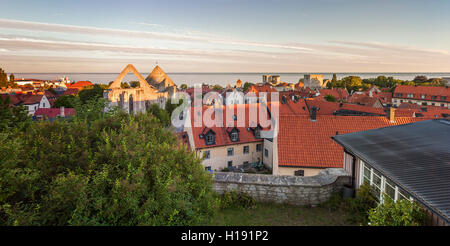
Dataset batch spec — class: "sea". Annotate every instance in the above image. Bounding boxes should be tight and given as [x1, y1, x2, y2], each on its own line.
[12, 72, 450, 87]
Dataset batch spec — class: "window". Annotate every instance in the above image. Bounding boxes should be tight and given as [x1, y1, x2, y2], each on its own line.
[227, 147, 234, 156]
[406, 94, 414, 98]
[205, 166, 211, 171]
[441, 96, 447, 101]
[228, 161, 233, 167]
[203, 150, 210, 160]
[360, 161, 411, 203]
[243, 146, 249, 154]
[264, 148, 269, 157]
[420, 94, 426, 99]
[206, 134, 214, 145]
[294, 170, 304, 176]
[431, 96, 437, 100]
[230, 132, 239, 142]
[395, 93, 402, 97]
[256, 144, 262, 152]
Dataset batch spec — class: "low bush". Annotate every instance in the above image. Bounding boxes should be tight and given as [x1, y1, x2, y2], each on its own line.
[218, 191, 256, 210]
[368, 196, 428, 226]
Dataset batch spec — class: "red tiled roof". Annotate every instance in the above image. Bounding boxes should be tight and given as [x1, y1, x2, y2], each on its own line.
[190, 104, 270, 149]
[277, 115, 425, 168]
[63, 88, 79, 96]
[305, 99, 386, 115]
[21, 94, 43, 105]
[319, 88, 349, 101]
[347, 93, 381, 107]
[67, 81, 93, 90]
[34, 108, 75, 118]
[393, 85, 449, 102]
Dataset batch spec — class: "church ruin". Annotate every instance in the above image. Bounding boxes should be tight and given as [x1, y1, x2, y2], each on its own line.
[106, 64, 177, 114]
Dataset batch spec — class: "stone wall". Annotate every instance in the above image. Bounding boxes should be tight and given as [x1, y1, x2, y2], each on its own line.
[213, 168, 351, 206]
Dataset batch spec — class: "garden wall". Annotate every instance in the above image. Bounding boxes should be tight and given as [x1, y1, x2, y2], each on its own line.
[213, 168, 351, 206]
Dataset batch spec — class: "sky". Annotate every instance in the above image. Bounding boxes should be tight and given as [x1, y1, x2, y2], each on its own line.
[0, 0, 450, 73]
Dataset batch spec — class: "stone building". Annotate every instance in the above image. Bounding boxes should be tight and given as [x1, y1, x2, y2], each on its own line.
[106, 64, 177, 114]
[303, 74, 325, 89]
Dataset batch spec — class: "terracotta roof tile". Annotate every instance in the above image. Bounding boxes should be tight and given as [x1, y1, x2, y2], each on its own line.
[278, 115, 425, 168]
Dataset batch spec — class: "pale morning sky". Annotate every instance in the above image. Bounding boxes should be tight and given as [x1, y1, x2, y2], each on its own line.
[0, 0, 449, 73]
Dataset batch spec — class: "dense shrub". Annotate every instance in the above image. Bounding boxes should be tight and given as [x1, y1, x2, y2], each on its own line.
[344, 183, 378, 225]
[0, 107, 217, 225]
[368, 196, 428, 226]
[218, 191, 256, 210]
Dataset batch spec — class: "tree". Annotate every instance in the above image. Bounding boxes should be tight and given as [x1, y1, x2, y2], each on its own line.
[78, 84, 104, 104]
[9, 74, 15, 84]
[341, 76, 362, 91]
[53, 95, 77, 108]
[368, 196, 428, 226]
[331, 74, 338, 84]
[180, 84, 188, 90]
[324, 94, 337, 102]
[242, 82, 254, 92]
[413, 75, 428, 84]
[129, 81, 140, 88]
[0, 96, 30, 132]
[147, 103, 170, 127]
[121, 82, 130, 89]
[212, 84, 223, 91]
[0, 104, 216, 225]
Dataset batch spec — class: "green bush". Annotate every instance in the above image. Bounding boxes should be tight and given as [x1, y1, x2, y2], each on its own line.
[368, 196, 428, 226]
[0, 107, 217, 225]
[218, 191, 255, 210]
[344, 183, 378, 225]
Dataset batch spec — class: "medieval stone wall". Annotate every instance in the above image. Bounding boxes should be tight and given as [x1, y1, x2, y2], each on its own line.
[213, 168, 351, 206]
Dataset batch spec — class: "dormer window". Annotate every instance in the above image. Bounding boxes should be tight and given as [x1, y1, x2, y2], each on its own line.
[230, 132, 238, 142]
[228, 127, 240, 142]
[206, 135, 214, 145]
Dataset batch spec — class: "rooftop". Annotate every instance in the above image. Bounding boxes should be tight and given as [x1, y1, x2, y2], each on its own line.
[332, 119, 450, 223]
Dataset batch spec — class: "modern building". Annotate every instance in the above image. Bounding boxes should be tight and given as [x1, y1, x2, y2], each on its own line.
[392, 85, 449, 108]
[333, 119, 450, 226]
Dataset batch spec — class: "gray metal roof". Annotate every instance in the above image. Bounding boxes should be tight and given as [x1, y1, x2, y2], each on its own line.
[332, 119, 450, 223]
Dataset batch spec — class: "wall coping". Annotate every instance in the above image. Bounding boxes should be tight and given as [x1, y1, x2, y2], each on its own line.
[213, 168, 350, 187]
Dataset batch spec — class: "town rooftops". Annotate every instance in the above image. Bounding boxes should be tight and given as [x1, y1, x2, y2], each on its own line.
[278, 115, 424, 169]
[393, 85, 449, 102]
[189, 104, 272, 149]
[34, 108, 75, 119]
[332, 119, 450, 223]
[67, 81, 93, 90]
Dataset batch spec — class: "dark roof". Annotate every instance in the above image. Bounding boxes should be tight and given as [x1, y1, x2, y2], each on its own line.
[332, 119, 450, 223]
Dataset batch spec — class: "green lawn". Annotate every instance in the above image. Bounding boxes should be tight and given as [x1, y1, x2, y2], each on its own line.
[207, 202, 355, 226]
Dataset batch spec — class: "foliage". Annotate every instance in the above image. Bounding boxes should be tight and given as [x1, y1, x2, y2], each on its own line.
[129, 81, 140, 88]
[212, 84, 223, 91]
[321, 183, 377, 225]
[0, 68, 16, 88]
[165, 98, 184, 118]
[344, 183, 378, 225]
[0, 96, 30, 132]
[242, 82, 254, 92]
[121, 82, 130, 89]
[78, 84, 104, 104]
[0, 105, 217, 225]
[413, 75, 428, 83]
[368, 196, 428, 226]
[53, 95, 77, 108]
[146, 103, 170, 127]
[180, 84, 188, 90]
[218, 191, 255, 210]
[324, 94, 337, 102]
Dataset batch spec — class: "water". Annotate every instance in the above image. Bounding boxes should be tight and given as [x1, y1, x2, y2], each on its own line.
[13, 72, 450, 87]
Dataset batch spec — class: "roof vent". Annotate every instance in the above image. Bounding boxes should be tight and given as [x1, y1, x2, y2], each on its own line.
[281, 96, 287, 104]
[199, 134, 204, 139]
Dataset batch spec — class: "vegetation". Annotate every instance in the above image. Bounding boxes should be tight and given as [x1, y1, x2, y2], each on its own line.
[209, 202, 354, 226]
[212, 84, 223, 91]
[218, 191, 255, 210]
[0, 98, 217, 226]
[0, 96, 30, 132]
[53, 95, 77, 108]
[180, 84, 188, 90]
[242, 82, 255, 92]
[324, 94, 337, 102]
[0, 68, 16, 88]
[321, 184, 378, 225]
[368, 196, 428, 226]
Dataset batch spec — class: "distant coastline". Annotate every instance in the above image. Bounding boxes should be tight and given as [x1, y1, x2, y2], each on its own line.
[12, 72, 450, 87]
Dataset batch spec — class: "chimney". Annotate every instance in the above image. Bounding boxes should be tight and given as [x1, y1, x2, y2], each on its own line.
[60, 106, 65, 117]
[310, 106, 318, 121]
[388, 107, 396, 122]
